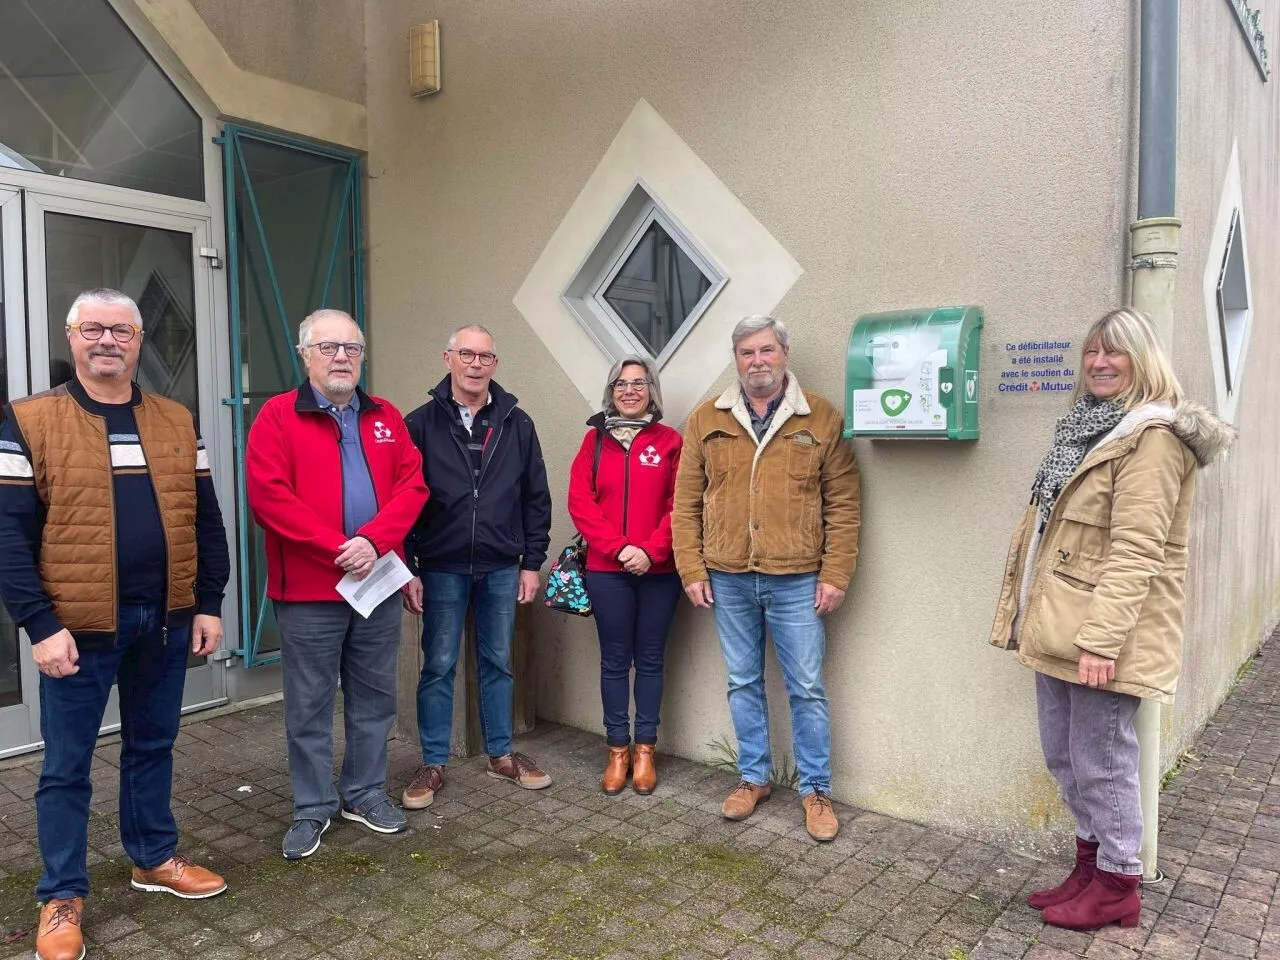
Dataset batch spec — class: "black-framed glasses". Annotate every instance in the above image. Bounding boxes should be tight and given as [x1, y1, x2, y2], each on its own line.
[68, 321, 138, 343]
[611, 378, 651, 392]
[309, 341, 365, 358]
[451, 348, 497, 367]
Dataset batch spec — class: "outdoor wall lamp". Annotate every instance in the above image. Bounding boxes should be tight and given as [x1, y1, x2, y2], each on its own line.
[410, 21, 441, 97]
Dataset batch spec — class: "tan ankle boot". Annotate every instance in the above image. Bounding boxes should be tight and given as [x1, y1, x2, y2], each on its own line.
[632, 744, 657, 795]
[602, 745, 630, 795]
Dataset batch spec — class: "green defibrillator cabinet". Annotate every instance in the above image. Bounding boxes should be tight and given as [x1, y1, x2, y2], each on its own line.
[844, 306, 983, 440]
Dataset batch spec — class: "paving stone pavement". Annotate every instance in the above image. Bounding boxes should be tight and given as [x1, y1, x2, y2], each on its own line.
[0, 636, 1275, 960]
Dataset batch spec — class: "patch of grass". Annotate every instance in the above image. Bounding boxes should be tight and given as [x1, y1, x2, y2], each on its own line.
[948, 950, 971, 960]
[704, 735, 802, 790]
[1232, 654, 1258, 690]
[1160, 749, 1198, 790]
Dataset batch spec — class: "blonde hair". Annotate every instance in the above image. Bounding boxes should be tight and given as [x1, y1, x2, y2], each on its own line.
[1073, 308, 1184, 409]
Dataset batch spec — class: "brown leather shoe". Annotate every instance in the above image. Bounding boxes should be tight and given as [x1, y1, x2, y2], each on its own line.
[36, 897, 84, 960]
[721, 780, 771, 820]
[487, 752, 552, 789]
[402, 763, 445, 809]
[632, 744, 657, 795]
[602, 745, 630, 795]
[130, 853, 227, 899]
[803, 791, 839, 842]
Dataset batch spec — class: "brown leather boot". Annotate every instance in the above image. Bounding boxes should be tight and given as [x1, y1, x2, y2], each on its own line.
[35, 897, 84, 960]
[721, 780, 771, 820]
[602, 745, 630, 795]
[632, 744, 657, 795]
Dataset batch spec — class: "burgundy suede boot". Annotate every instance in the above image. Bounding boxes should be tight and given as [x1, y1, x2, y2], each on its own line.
[1027, 836, 1099, 909]
[1041, 867, 1141, 931]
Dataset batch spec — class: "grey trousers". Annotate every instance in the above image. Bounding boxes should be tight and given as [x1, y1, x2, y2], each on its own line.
[276, 595, 402, 822]
[1036, 672, 1143, 875]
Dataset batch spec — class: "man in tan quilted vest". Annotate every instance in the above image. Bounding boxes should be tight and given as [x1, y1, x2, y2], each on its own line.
[0, 289, 231, 960]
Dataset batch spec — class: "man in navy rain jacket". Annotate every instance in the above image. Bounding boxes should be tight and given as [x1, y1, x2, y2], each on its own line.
[400, 324, 552, 810]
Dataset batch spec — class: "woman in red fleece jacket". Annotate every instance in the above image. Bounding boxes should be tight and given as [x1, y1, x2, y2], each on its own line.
[567, 357, 682, 797]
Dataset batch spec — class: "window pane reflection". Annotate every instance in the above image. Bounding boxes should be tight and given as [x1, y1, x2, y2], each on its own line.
[0, 0, 203, 199]
[0, 213, 19, 708]
[45, 213, 199, 421]
[603, 220, 711, 357]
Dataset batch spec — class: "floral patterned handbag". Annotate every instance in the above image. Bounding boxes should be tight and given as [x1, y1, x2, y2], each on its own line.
[544, 432, 602, 618]
[544, 536, 591, 616]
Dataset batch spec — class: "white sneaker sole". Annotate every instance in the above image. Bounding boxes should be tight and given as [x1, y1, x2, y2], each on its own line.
[340, 807, 406, 834]
[282, 817, 330, 860]
[129, 878, 227, 899]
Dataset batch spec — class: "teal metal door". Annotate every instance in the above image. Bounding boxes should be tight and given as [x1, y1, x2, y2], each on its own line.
[219, 125, 364, 667]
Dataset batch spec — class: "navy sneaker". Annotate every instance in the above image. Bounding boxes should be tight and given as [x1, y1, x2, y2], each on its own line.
[282, 818, 329, 860]
[340, 797, 407, 834]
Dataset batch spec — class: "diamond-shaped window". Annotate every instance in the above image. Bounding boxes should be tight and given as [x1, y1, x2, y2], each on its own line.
[1215, 208, 1250, 394]
[1202, 142, 1253, 423]
[563, 182, 725, 368]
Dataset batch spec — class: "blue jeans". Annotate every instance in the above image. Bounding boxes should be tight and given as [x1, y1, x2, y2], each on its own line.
[276, 596, 402, 821]
[416, 566, 518, 764]
[708, 571, 832, 796]
[35, 604, 190, 901]
[583, 571, 681, 746]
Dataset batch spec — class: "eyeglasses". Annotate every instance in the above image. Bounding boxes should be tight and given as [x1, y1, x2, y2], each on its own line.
[68, 322, 138, 343]
[451, 348, 497, 367]
[308, 341, 365, 358]
[611, 378, 651, 392]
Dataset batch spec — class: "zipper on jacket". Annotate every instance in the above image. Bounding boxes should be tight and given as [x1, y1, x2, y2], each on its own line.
[103, 419, 120, 648]
[1052, 569, 1096, 591]
[621, 441, 632, 537]
[456, 413, 509, 575]
[447, 426, 479, 574]
[335, 423, 348, 538]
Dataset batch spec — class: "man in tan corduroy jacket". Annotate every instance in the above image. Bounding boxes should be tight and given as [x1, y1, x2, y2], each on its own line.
[672, 315, 860, 842]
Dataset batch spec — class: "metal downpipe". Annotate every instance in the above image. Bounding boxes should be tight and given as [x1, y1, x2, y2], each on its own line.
[1130, 0, 1180, 885]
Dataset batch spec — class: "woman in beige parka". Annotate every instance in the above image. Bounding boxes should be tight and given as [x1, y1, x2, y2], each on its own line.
[989, 308, 1234, 932]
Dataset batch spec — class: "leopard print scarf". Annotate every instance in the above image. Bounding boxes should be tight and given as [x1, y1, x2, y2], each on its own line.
[1031, 394, 1126, 525]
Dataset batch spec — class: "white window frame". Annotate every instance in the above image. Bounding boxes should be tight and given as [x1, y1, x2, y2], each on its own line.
[1202, 141, 1253, 423]
[1214, 208, 1250, 393]
[562, 179, 726, 369]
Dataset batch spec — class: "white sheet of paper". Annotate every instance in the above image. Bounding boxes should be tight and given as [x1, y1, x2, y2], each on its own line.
[335, 551, 414, 618]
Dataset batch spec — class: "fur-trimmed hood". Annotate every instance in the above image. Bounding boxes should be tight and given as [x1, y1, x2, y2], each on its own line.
[1097, 401, 1236, 468]
[1172, 402, 1237, 466]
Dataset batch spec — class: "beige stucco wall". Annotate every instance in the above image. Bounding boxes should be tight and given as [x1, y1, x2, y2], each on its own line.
[120, 0, 367, 149]
[361, 0, 1279, 847]
[1159, 3, 1280, 757]
[187, 0, 366, 103]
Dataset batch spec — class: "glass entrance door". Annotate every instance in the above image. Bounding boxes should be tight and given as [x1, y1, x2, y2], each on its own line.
[0, 185, 41, 752]
[0, 185, 227, 756]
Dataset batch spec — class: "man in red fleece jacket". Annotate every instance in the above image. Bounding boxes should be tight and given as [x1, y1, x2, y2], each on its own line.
[246, 309, 427, 861]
